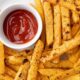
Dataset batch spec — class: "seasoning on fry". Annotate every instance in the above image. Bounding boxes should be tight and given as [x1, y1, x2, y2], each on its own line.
[27, 40, 44, 80]
[43, 1, 54, 46]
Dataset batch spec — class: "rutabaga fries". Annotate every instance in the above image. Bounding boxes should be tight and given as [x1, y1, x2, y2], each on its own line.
[14, 62, 29, 80]
[72, 23, 80, 37]
[61, 6, 71, 40]
[38, 69, 64, 76]
[43, 1, 54, 46]
[5, 56, 28, 65]
[27, 40, 44, 80]
[0, 42, 5, 74]
[34, 0, 45, 43]
[53, 4, 61, 48]
[72, 12, 79, 23]
[41, 36, 80, 62]
[5, 66, 16, 78]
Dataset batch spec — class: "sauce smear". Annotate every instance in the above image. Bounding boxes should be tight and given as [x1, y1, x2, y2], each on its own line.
[3, 9, 38, 44]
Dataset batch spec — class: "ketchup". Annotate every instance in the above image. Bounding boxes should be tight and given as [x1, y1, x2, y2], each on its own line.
[3, 9, 38, 44]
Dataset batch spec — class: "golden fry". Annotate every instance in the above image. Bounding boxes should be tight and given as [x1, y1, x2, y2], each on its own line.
[34, 0, 45, 43]
[74, 59, 80, 67]
[65, 74, 80, 80]
[0, 42, 5, 74]
[38, 69, 64, 76]
[72, 23, 80, 37]
[47, 0, 57, 4]
[41, 75, 49, 80]
[4, 46, 27, 57]
[75, 0, 80, 6]
[5, 63, 20, 72]
[43, 1, 54, 46]
[54, 66, 80, 80]
[66, 0, 74, 3]
[27, 40, 44, 80]
[14, 62, 29, 80]
[41, 36, 80, 62]
[72, 11, 79, 23]
[5, 66, 16, 78]
[34, 0, 44, 22]
[5, 56, 28, 65]
[61, 6, 71, 40]
[53, 4, 61, 48]
[60, 0, 76, 11]
[4, 74, 13, 80]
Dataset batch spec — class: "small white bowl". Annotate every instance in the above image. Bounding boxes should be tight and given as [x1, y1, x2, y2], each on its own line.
[0, 3, 42, 50]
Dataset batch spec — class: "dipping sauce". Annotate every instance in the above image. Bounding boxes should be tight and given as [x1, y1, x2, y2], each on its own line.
[3, 9, 38, 44]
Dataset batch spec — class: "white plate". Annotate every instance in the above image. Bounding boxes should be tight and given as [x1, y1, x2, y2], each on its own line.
[0, 0, 34, 10]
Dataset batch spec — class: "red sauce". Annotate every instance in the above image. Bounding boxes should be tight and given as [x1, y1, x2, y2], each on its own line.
[3, 9, 38, 44]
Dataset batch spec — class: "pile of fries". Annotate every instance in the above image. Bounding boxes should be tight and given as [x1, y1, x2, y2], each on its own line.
[0, 0, 80, 80]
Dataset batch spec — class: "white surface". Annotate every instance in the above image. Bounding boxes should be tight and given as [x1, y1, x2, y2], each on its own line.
[0, 0, 34, 10]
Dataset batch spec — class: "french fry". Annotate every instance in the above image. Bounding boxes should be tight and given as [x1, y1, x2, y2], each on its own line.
[65, 74, 80, 80]
[44, 52, 79, 69]
[4, 74, 13, 80]
[0, 74, 13, 80]
[5, 66, 16, 78]
[69, 49, 80, 64]
[67, 0, 79, 24]
[75, 29, 80, 37]
[38, 69, 64, 76]
[14, 62, 29, 80]
[41, 36, 80, 62]
[44, 60, 74, 69]
[41, 75, 49, 80]
[75, 0, 80, 6]
[43, 1, 54, 46]
[47, 0, 58, 4]
[66, 0, 74, 3]
[5, 63, 20, 72]
[74, 59, 80, 67]
[34, 0, 44, 22]
[72, 12, 79, 23]
[61, 6, 71, 40]
[5, 56, 28, 65]
[53, 4, 61, 48]
[0, 42, 5, 74]
[37, 73, 42, 80]
[27, 40, 44, 80]
[34, 0, 46, 43]
[0, 75, 5, 80]
[53, 4, 62, 63]
[60, 0, 76, 11]
[4, 46, 28, 57]
[72, 23, 80, 37]
[54, 66, 80, 80]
